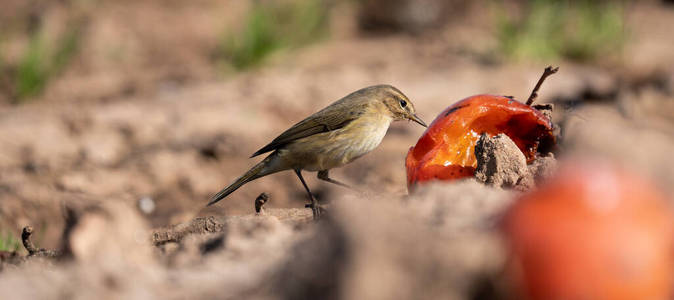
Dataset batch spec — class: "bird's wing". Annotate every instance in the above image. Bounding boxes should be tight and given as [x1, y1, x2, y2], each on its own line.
[250, 102, 364, 157]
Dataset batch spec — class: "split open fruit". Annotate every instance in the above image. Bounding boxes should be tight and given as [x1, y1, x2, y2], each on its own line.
[405, 94, 555, 188]
[501, 161, 674, 300]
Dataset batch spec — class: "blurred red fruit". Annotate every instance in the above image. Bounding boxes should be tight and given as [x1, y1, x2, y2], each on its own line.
[405, 95, 554, 188]
[501, 161, 674, 300]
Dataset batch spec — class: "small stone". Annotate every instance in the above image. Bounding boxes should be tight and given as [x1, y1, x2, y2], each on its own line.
[138, 196, 156, 215]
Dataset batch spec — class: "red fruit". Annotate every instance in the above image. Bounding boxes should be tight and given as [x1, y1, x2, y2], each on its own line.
[502, 161, 674, 300]
[405, 95, 554, 188]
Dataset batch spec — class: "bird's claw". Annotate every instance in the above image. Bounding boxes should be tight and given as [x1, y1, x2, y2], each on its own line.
[305, 202, 323, 220]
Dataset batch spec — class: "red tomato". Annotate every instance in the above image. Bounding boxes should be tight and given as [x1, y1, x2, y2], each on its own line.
[502, 161, 674, 300]
[405, 95, 554, 188]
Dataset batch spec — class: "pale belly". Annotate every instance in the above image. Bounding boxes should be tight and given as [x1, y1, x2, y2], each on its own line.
[281, 115, 392, 172]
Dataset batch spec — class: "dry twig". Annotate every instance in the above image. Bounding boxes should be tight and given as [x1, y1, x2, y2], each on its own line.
[21, 226, 62, 258]
[526, 66, 559, 106]
[255, 193, 270, 213]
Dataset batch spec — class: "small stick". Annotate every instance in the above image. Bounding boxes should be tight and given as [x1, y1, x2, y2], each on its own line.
[526, 66, 559, 106]
[255, 192, 270, 213]
[21, 226, 62, 257]
[21, 226, 39, 254]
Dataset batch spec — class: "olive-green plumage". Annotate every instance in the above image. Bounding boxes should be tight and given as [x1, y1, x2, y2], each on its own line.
[208, 84, 426, 218]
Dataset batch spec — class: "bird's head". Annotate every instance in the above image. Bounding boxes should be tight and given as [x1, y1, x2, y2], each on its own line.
[371, 84, 427, 127]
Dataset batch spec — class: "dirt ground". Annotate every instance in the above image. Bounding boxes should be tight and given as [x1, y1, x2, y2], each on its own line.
[0, 1, 673, 299]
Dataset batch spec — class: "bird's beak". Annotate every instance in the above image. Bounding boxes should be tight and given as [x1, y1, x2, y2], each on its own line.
[409, 114, 427, 128]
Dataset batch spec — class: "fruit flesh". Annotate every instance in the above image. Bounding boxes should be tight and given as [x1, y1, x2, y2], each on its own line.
[501, 162, 674, 300]
[406, 95, 554, 187]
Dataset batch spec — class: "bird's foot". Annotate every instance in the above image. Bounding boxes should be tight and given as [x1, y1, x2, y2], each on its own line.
[305, 201, 325, 220]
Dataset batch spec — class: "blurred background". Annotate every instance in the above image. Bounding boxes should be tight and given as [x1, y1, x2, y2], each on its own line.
[0, 0, 673, 251]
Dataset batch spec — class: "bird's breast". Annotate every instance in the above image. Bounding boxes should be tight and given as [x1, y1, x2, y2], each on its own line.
[341, 115, 390, 155]
[318, 114, 392, 168]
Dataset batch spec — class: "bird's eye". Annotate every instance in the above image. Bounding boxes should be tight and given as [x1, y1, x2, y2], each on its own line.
[400, 99, 407, 108]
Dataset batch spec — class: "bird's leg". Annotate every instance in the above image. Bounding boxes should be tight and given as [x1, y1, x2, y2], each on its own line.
[294, 169, 321, 220]
[318, 170, 353, 190]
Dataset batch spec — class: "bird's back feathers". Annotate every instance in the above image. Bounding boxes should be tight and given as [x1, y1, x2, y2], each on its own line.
[250, 90, 374, 157]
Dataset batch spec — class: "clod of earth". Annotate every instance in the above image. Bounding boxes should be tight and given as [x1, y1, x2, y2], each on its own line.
[152, 208, 312, 245]
[474, 133, 533, 189]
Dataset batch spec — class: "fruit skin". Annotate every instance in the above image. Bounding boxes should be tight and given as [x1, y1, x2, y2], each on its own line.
[501, 161, 674, 300]
[405, 95, 554, 188]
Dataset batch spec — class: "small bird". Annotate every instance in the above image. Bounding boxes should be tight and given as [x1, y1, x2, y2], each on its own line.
[207, 84, 426, 218]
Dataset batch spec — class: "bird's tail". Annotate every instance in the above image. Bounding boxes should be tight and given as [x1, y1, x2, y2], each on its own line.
[207, 156, 273, 206]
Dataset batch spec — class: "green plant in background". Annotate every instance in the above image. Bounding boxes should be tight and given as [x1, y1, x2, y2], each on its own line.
[496, 0, 626, 62]
[217, 0, 329, 70]
[13, 23, 82, 102]
[16, 34, 49, 100]
[0, 231, 20, 252]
